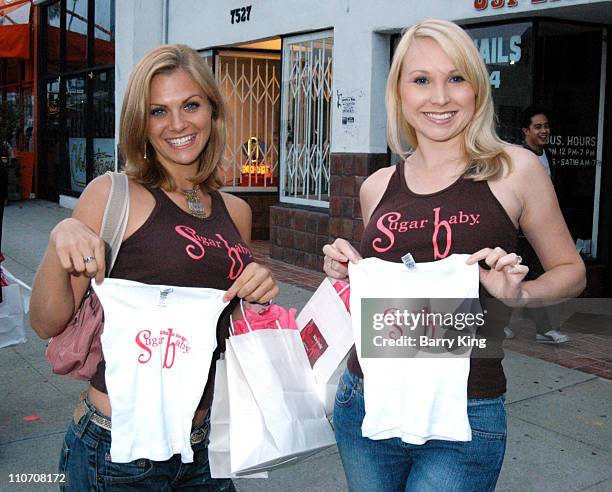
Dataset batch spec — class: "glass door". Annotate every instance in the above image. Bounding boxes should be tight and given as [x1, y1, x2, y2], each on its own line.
[536, 23, 606, 258]
[216, 50, 281, 191]
[92, 68, 115, 178]
[65, 74, 87, 192]
[40, 79, 62, 200]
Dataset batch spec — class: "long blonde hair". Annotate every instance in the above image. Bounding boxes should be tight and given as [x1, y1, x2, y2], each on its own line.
[386, 19, 510, 180]
[120, 44, 227, 190]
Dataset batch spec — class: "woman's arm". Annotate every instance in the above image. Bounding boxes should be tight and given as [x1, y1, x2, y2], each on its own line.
[468, 146, 586, 302]
[30, 175, 112, 338]
[513, 147, 586, 299]
[220, 192, 279, 304]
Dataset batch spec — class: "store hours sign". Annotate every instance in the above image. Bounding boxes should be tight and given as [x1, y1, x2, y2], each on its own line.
[548, 135, 597, 167]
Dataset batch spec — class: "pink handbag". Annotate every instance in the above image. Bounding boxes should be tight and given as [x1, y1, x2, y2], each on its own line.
[45, 292, 104, 379]
[45, 172, 130, 380]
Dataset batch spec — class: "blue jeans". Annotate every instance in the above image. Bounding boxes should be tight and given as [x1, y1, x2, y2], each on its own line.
[334, 369, 506, 492]
[59, 405, 236, 491]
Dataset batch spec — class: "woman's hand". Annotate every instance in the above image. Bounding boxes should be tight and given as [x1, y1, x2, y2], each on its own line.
[466, 247, 530, 304]
[223, 262, 279, 304]
[50, 218, 106, 284]
[322, 238, 362, 280]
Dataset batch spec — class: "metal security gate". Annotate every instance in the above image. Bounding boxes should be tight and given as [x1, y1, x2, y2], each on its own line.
[215, 50, 280, 191]
[280, 31, 334, 207]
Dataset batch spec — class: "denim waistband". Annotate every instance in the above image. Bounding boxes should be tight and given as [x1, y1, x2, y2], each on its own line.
[75, 394, 209, 446]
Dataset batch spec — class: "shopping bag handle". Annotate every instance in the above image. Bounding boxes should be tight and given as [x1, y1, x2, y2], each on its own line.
[228, 301, 249, 336]
[335, 282, 349, 296]
[229, 314, 235, 336]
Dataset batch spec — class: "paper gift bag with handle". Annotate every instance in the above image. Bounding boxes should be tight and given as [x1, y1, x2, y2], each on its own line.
[296, 278, 353, 419]
[0, 268, 29, 349]
[208, 354, 267, 479]
[226, 301, 335, 475]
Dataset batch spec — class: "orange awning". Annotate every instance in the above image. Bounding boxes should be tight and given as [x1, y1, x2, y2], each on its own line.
[46, 25, 114, 65]
[0, 23, 29, 58]
[0, 0, 31, 59]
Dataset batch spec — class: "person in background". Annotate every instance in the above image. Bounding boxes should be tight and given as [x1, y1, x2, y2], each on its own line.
[521, 106, 552, 176]
[512, 106, 569, 344]
[29, 44, 278, 490]
[323, 20, 585, 491]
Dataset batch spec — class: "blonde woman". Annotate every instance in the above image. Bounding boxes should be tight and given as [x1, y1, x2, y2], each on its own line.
[323, 20, 585, 491]
[30, 44, 277, 490]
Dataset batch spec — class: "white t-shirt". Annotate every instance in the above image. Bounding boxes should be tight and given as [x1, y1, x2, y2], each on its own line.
[348, 254, 480, 444]
[93, 278, 228, 463]
[537, 150, 551, 176]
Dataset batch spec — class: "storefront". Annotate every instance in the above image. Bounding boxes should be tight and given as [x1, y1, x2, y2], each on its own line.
[36, 0, 115, 202]
[0, 0, 36, 200]
[462, 19, 606, 263]
[115, 0, 612, 294]
[204, 45, 283, 238]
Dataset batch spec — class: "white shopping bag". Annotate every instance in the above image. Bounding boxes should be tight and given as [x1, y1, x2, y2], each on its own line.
[0, 269, 30, 349]
[297, 278, 353, 419]
[226, 316, 335, 475]
[208, 355, 267, 479]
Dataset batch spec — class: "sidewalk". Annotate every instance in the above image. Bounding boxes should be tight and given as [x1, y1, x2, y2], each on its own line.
[0, 200, 610, 491]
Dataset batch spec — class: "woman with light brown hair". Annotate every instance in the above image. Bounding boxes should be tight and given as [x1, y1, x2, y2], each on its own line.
[30, 44, 277, 490]
[323, 19, 585, 490]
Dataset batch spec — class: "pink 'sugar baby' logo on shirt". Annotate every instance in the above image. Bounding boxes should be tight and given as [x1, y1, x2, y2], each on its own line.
[135, 328, 192, 369]
[372, 207, 481, 259]
[174, 225, 252, 279]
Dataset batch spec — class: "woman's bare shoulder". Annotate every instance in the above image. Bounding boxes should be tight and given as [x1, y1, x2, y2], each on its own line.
[219, 191, 251, 217]
[72, 174, 112, 223]
[497, 144, 556, 217]
[503, 144, 547, 181]
[361, 165, 396, 195]
[219, 191, 252, 242]
[360, 164, 397, 224]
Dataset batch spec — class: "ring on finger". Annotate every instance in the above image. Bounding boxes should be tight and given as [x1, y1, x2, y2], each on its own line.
[83, 255, 96, 264]
[514, 255, 522, 266]
[327, 257, 334, 269]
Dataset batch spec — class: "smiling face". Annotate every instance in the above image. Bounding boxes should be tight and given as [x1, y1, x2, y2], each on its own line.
[147, 68, 212, 173]
[398, 37, 476, 148]
[523, 113, 550, 152]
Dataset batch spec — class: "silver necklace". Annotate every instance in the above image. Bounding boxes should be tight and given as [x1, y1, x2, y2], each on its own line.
[180, 186, 208, 219]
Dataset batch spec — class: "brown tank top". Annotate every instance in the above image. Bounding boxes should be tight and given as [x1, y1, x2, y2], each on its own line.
[90, 187, 254, 409]
[348, 161, 518, 398]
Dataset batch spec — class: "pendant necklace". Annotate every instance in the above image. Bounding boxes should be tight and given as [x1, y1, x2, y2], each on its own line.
[180, 186, 209, 219]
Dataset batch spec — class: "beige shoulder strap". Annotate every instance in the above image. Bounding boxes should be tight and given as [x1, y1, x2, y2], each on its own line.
[99, 171, 130, 274]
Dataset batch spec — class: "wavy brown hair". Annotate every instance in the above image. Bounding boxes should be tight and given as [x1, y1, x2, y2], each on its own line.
[386, 19, 510, 180]
[120, 44, 227, 190]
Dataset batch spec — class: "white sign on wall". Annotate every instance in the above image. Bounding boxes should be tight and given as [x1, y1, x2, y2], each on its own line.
[336, 88, 365, 142]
